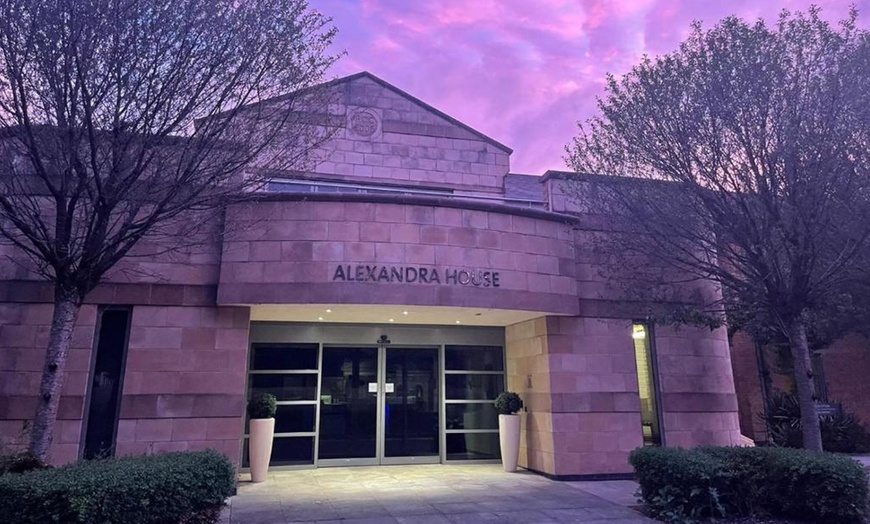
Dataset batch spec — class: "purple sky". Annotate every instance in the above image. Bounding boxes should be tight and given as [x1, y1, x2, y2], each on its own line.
[311, 1, 868, 174]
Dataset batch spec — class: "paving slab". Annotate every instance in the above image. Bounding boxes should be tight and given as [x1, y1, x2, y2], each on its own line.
[223, 464, 654, 523]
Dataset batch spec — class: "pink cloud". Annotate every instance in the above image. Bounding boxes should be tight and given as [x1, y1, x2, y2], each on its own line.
[312, 0, 870, 174]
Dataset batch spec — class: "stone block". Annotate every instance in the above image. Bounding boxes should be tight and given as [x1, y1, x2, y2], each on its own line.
[312, 243, 345, 262]
[181, 327, 217, 351]
[390, 223, 420, 244]
[447, 227, 476, 247]
[375, 243, 405, 263]
[420, 226, 449, 245]
[50, 443, 79, 465]
[360, 223, 391, 242]
[136, 419, 173, 442]
[116, 419, 137, 442]
[206, 417, 243, 440]
[249, 241, 282, 261]
[326, 222, 360, 242]
[344, 242, 376, 260]
[405, 244, 435, 265]
[58, 419, 82, 444]
[215, 328, 248, 350]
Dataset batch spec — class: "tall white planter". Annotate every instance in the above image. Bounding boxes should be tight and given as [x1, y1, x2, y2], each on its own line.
[498, 414, 521, 472]
[249, 418, 275, 483]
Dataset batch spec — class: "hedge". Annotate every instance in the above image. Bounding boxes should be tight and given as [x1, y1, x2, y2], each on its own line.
[630, 446, 869, 523]
[0, 450, 235, 524]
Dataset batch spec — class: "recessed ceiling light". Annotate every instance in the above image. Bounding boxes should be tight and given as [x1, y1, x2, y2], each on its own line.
[318, 317, 324, 321]
[388, 318, 394, 322]
[325, 309, 332, 313]
[455, 320, 461, 324]
[402, 311, 409, 315]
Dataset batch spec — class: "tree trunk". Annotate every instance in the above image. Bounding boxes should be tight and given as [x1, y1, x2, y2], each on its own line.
[28, 286, 82, 462]
[786, 317, 823, 451]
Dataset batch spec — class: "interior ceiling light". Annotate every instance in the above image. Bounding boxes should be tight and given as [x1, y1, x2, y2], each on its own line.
[325, 309, 332, 313]
[455, 320, 461, 324]
[318, 317, 324, 321]
[402, 311, 409, 315]
[388, 318, 394, 322]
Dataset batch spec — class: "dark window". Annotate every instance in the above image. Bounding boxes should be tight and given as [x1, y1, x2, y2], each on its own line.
[83, 307, 132, 460]
[273, 405, 316, 434]
[250, 344, 318, 370]
[445, 374, 504, 400]
[444, 345, 504, 371]
[446, 433, 500, 460]
[242, 436, 314, 467]
[445, 404, 499, 430]
[811, 354, 828, 403]
[249, 374, 318, 401]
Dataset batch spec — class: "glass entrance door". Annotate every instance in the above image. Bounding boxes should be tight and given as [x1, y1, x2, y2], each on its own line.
[317, 346, 439, 466]
[318, 347, 379, 465]
[383, 347, 439, 464]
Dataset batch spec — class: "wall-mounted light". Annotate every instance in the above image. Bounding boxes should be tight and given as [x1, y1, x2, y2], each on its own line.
[632, 324, 646, 340]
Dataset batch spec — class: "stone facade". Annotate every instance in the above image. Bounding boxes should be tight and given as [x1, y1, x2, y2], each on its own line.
[310, 74, 511, 193]
[0, 71, 748, 478]
[219, 199, 577, 314]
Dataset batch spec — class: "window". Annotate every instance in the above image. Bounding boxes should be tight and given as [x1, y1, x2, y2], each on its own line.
[632, 323, 663, 446]
[244, 343, 319, 467]
[443, 345, 504, 460]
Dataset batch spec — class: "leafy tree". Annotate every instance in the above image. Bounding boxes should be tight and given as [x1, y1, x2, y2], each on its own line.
[567, 8, 870, 451]
[0, 0, 338, 460]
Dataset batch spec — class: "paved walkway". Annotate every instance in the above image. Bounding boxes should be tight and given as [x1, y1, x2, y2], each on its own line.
[221, 464, 653, 523]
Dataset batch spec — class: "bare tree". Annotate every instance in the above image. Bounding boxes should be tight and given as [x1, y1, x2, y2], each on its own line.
[567, 8, 870, 451]
[0, 0, 339, 460]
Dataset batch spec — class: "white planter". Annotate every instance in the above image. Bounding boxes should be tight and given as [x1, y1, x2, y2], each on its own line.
[498, 414, 521, 472]
[249, 418, 275, 483]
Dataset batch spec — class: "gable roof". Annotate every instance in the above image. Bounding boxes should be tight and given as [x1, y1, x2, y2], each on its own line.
[329, 72, 512, 154]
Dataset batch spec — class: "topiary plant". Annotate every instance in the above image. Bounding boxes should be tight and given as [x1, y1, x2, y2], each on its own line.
[247, 392, 277, 419]
[494, 391, 523, 415]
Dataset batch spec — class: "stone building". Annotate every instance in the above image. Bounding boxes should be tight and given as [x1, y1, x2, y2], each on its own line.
[0, 72, 744, 478]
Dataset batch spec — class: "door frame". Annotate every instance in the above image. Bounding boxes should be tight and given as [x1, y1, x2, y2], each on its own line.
[316, 344, 441, 467]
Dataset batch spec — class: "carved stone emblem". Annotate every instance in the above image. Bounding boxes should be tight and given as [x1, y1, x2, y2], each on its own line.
[348, 109, 379, 137]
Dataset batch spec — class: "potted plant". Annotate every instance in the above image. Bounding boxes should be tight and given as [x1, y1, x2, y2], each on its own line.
[494, 391, 523, 472]
[247, 392, 277, 483]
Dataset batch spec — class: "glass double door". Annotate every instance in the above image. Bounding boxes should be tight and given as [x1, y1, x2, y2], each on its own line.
[317, 346, 440, 466]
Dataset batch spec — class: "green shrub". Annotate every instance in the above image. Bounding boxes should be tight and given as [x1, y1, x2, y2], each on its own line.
[247, 392, 277, 419]
[494, 391, 523, 415]
[0, 450, 235, 524]
[0, 451, 49, 475]
[630, 446, 869, 524]
[764, 390, 870, 452]
[763, 390, 803, 448]
[629, 447, 731, 522]
[820, 406, 870, 453]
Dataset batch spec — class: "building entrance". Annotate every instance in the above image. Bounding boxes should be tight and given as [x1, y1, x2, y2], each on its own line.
[318, 346, 440, 466]
[245, 322, 506, 469]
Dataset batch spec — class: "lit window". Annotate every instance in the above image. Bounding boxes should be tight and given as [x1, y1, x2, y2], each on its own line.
[633, 323, 662, 446]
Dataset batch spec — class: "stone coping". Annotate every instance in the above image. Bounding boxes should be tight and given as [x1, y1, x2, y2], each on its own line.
[251, 191, 581, 225]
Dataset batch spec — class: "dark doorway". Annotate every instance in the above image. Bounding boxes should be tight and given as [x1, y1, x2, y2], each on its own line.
[82, 307, 132, 459]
